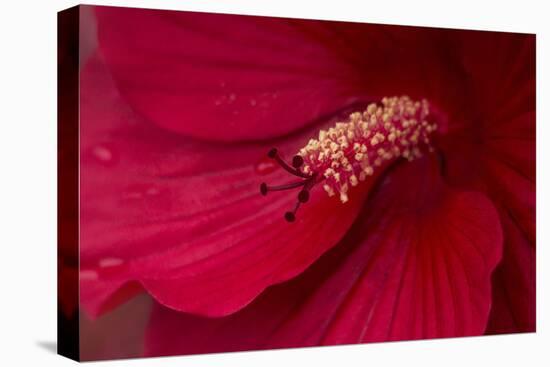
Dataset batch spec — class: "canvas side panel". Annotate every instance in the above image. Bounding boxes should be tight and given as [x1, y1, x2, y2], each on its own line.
[57, 5, 80, 362]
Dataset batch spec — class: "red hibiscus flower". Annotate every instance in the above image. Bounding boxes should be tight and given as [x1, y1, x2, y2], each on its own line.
[77, 6, 535, 359]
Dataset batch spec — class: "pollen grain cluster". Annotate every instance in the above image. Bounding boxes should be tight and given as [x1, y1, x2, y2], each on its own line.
[298, 96, 437, 203]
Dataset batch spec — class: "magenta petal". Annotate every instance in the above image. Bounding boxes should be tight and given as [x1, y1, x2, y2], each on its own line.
[79, 53, 371, 318]
[144, 157, 503, 356]
[94, 7, 370, 141]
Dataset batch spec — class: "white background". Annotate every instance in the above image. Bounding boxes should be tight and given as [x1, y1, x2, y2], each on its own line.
[0, 0, 548, 365]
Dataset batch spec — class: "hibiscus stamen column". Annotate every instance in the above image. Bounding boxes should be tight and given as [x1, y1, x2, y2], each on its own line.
[260, 95, 439, 222]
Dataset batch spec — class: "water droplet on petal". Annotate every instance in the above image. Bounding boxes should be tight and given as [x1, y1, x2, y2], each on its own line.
[255, 155, 278, 175]
[92, 145, 112, 162]
[80, 270, 98, 281]
[88, 144, 118, 166]
[98, 257, 124, 268]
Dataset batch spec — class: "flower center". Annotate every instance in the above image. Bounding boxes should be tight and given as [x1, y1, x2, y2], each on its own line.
[260, 95, 439, 222]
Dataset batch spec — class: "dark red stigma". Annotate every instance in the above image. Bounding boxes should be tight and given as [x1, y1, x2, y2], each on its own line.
[260, 148, 317, 222]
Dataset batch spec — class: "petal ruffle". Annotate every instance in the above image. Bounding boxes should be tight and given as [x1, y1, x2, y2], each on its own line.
[144, 157, 503, 356]
[79, 52, 372, 318]
[93, 6, 373, 142]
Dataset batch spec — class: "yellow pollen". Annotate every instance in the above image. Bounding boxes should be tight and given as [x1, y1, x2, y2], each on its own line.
[323, 184, 335, 197]
[298, 96, 436, 203]
[340, 192, 349, 203]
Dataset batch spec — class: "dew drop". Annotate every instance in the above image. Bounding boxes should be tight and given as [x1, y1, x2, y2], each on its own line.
[255, 155, 278, 175]
[98, 257, 124, 268]
[92, 145, 112, 162]
[80, 269, 98, 280]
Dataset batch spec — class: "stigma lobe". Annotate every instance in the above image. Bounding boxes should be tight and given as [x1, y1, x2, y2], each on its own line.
[260, 148, 318, 222]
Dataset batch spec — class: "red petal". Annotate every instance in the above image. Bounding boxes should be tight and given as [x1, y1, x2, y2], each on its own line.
[486, 213, 535, 333]
[93, 6, 371, 141]
[482, 139, 535, 332]
[79, 53, 371, 318]
[440, 33, 535, 333]
[455, 32, 535, 125]
[144, 157, 503, 356]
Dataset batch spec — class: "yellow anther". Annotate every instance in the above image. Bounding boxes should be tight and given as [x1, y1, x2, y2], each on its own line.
[340, 192, 349, 203]
[297, 95, 436, 204]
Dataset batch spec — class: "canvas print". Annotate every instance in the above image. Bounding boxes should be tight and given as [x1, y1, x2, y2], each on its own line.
[58, 4, 536, 361]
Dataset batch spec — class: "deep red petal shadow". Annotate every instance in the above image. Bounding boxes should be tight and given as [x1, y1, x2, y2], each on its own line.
[440, 32, 535, 332]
